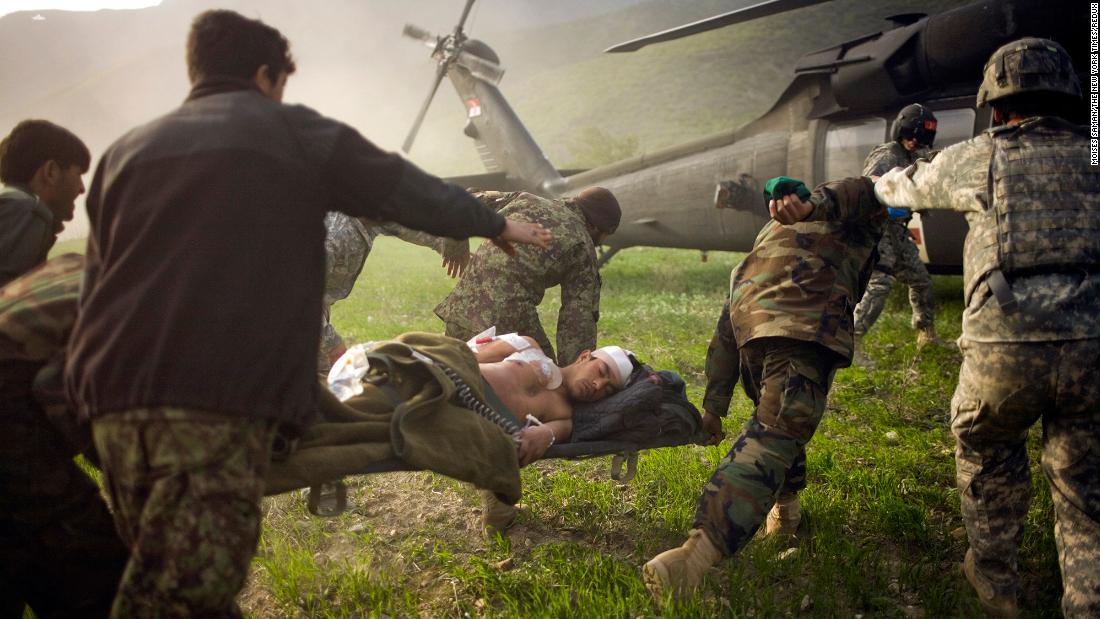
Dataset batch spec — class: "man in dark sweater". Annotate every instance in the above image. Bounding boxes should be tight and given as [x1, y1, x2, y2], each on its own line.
[64, 10, 549, 617]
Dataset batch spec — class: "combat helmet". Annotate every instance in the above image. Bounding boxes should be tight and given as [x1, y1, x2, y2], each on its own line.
[891, 104, 937, 147]
[977, 37, 1081, 107]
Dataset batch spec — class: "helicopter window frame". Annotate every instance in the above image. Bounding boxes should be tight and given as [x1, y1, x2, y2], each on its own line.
[822, 117, 888, 180]
[928, 107, 977, 151]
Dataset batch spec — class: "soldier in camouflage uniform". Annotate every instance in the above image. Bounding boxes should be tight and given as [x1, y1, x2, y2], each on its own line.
[435, 187, 620, 367]
[0, 254, 128, 618]
[874, 38, 1098, 617]
[644, 176, 886, 601]
[852, 105, 939, 362]
[319, 213, 469, 372]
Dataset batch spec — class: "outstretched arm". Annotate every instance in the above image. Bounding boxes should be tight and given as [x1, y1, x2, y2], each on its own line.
[556, 243, 600, 366]
[874, 139, 987, 214]
[472, 334, 542, 363]
[769, 177, 884, 225]
[372, 221, 472, 278]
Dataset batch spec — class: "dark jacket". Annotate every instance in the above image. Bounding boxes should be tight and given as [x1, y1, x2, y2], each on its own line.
[65, 79, 505, 429]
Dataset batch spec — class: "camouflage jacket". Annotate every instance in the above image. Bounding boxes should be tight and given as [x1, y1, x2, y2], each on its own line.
[0, 254, 85, 451]
[434, 191, 600, 366]
[875, 117, 1100, 343]
[728, 177, 885, 362]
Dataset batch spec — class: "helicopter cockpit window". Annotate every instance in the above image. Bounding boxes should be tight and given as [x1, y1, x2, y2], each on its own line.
[823, 118, 887, 180]
[930, 108, 976, 150]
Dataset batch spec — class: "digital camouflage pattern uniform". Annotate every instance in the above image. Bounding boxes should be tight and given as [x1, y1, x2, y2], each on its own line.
[852, 142, 936, 335]
[876, 116, 1100, 616]
[435, 191, 600, 367]
[696, 177, 885, 555]
[92, 409, 277, 618]
[319, 213, 461, 372]
[0, 254, 128, 618]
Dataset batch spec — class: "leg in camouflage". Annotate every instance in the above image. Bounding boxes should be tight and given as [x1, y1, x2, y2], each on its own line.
[952, 339, 1100, 617]
[93, 408, 278, 618]
[0, 396, 128, 618]
[852, 228, 897, 337]
[887, 221, 936, 335]
[693, 338, 839, 555]
[645, 338, 840, 600]
[1041, 339, 1100, 618]
[852, 269, 895, 337]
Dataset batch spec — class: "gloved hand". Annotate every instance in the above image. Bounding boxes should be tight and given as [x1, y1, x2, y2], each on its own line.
[763, 176, 811, 202]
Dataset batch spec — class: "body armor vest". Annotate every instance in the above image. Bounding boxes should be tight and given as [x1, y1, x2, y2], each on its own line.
[963, 117, 1100, 304]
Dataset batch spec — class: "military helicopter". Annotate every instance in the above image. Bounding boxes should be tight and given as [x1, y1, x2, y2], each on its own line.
[401, 0, 1087, 272]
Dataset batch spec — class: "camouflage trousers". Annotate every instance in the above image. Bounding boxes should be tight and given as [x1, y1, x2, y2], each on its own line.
[853, 219, 935, 335]
[693, 337, 841, 555]
[318, 300, 343, 375]
[92, 408, 277, 618]
[0, 395, 128, 618]
[952, 338, 1100, 617]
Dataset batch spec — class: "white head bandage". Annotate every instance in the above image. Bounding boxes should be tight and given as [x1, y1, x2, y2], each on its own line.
[591, 345, 633, 389]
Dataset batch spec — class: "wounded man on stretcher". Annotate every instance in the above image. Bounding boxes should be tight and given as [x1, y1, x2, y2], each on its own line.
[271, 329, 703, 533]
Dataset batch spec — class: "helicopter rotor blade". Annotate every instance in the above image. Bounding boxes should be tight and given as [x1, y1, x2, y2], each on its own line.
[454, 0, 477, 34]
[456, 50, 505, 84]
[402, 23, 438, 48]
[402, 62, 448, 153]
[604, 0, 833, 53]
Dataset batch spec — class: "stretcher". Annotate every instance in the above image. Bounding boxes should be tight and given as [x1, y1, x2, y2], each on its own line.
[299, 336, 707, 516]
[305, 432, 709, 516]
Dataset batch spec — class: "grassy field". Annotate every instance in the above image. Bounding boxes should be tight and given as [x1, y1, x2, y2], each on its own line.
[237, 238, 1062, 618]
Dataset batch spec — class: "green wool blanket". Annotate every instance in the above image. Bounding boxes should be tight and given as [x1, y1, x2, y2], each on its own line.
[264, 332, 522, 503]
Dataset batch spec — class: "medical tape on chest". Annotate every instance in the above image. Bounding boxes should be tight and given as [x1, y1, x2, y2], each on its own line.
[504, 346, 562, 390]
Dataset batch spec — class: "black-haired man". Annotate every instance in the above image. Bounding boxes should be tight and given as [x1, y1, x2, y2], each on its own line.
[0, 120, 89, 286]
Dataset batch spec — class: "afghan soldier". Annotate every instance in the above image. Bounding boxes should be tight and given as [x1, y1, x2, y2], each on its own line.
[435, 187, 620, 367]
[874, 38, 1098, 617]
[64, 10, 549, 616]
[643, 176, 885, 600]
[852, 105, 940, 365]
[319, 213, 469, 372]
[0, 254, 128, 618]
[0, 120, 89, 287]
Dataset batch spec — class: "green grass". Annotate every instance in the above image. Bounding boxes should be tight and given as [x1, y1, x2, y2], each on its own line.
[248, 238, 1063, 617]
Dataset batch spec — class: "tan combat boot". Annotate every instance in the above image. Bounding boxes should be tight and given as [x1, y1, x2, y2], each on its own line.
[643, 528, 723, 603]
[916, 324, 941, 347]
[764, 493, 801, 536]
[852, 335, 875, 369]
[478, 489, 517, 537]
[961, 549, 1019, 617]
